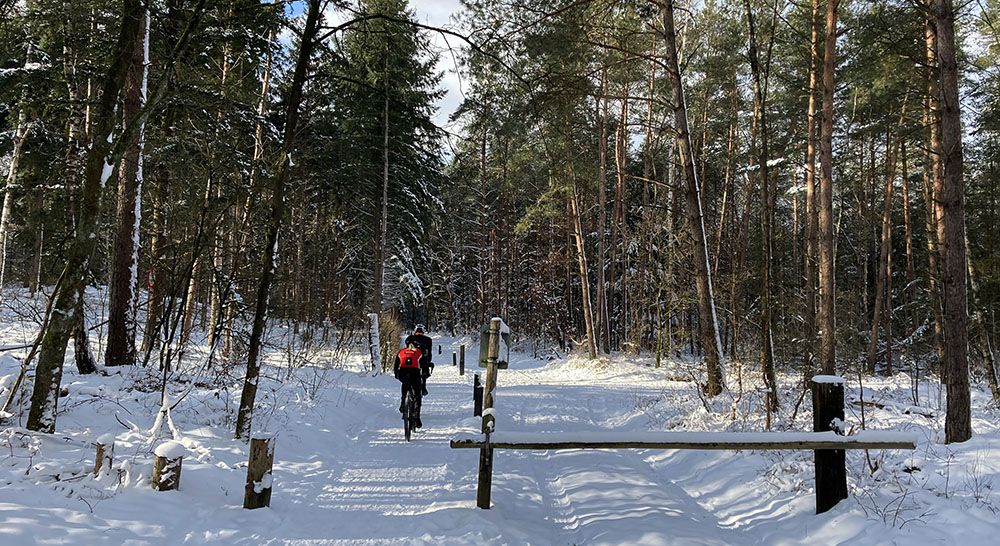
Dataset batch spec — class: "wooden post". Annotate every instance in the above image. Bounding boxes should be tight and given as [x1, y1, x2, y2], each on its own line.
[152, 441, 185, 491]
[453, 351, 457, 366]
[244, 436, 275, 509]
[473, 373, 483, 417]
[812, 376, 847, 514]
[460, 344, 465, 375]
[482, 319, 501, 429]
[476, 318, 501, 509]
[93, 434, 114, 477]
[438, 344, 442, 355]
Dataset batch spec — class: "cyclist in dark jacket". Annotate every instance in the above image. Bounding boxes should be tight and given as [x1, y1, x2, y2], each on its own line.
[404, 325, 434, 396]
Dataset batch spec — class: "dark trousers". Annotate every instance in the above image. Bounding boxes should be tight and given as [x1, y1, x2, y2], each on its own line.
[397, 369, 423, 418]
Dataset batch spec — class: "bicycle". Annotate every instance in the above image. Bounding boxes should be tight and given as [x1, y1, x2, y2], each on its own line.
[402, 384, 420, 441]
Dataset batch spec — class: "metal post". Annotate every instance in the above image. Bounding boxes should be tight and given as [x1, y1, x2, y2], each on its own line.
[473, 374, 483, 416]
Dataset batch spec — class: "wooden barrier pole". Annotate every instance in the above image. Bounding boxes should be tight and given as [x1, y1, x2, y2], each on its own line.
[812, 376, 848, 514]
[460, 345, 465, 375]
[473, 373, 483, 417]
[244, 436, 275, 509]
[450, 434, 916, 451]
[476, 318, 501, 509]
[453, 351, 457, 367]
[152, 441, 185, 491]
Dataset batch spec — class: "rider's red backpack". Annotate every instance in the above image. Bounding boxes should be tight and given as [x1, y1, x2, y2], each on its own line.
[398, 347, 422, 369]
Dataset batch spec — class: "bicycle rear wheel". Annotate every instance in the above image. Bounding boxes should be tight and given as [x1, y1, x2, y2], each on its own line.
[403, 390, 413, 442]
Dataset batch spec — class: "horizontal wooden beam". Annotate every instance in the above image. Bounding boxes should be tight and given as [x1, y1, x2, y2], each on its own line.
[450, 439, 915, 450]
[450, 431, 917, 451]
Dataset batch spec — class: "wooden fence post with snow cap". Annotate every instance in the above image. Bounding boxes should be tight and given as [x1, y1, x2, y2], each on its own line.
[476, 317, 502, 509]
[473, 373, 483, 417]
[244, 435, 275, 509]
[94, 433, 115, 477]
[152, 441, 185, 491]
[812, 375, 848, 514]
[460, 344, 465, 376]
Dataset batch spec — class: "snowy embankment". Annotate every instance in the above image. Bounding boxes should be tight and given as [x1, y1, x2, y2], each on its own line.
[0, 302, 998, 543]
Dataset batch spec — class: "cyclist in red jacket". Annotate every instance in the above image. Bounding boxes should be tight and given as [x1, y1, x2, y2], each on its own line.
[394, 342, 425, 429]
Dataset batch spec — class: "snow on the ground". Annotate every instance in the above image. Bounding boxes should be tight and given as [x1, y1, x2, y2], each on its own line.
[0, 290, 998, 544]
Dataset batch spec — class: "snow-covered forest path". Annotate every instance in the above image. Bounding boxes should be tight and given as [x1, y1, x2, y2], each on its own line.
[4, 332, 999, 545]
[211, 347, 745, 545]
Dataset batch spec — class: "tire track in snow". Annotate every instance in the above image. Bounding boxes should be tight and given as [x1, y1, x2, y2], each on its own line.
[241, 362, 512, 544]
[485, 364, 742, 545]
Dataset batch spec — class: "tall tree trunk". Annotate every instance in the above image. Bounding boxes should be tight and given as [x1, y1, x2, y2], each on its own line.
[661, 0, 725, 395]
[141, 151, 169, 355]
[866, 123, 901, 375]
[730, 133, 756, 360]
[73, 294, 97, 375]
[713, 116, 736, 278]
[568, 176, 598, 360]
[208, 194, 225, 347]
[934, 0, 971, 443]
[235, 0, 322, 440]
[29, 221, 42, 295]
[372, 59, 390, 316]
[181, 257, 199, 343]
[817, 0, 840, 376]
[60, 6, 97, 377]
[477, 127, 488, 324]
[641, 55, 656, 349]
[924, 7, 947, 373]
[901, 139, 916, 326]
[105, 5, 149, 367]
[142, 0, 189, 357]
[611, 77, 629, 351]
[745, 0, 778, 411]
[803, 0, 821, 378]
[595, 74, 610, 355]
